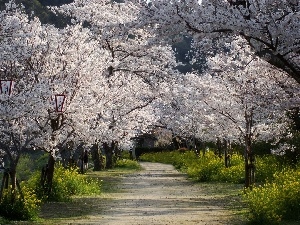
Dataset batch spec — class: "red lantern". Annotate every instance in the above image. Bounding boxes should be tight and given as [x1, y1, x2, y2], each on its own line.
[0, 80, 14, 96]
[54, 94, 66, 113]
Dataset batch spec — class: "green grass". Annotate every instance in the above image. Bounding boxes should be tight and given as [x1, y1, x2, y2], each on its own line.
[114, 158, 142, 170]
[197, 182, 248, 225]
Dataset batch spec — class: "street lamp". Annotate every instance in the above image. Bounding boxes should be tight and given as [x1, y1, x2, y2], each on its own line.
[49, 94, 66, 131]
[43, 94, 67, 194]
[0, 80, 14, 96]
[54, 94, 66, 113]
[109, 114, 116, 130]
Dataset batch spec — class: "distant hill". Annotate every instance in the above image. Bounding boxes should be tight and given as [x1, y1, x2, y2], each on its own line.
[172, 36, 207, 73]
[0, 0, 72, 27]
[39, 0, 73, 6]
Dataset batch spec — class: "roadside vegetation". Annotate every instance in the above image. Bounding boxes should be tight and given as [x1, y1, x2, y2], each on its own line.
[139, 150, 300, 225]
[0, 151, 141, 223]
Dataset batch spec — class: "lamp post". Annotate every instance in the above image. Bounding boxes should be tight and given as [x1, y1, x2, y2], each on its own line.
[49, 94, 66, 131]
[54, 94, 66, 113]
[0, 80, 14, 96]
[43, 94, 67, 197]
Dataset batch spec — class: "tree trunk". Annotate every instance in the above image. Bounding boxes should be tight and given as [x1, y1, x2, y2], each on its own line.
[244, 155, 250, 188]
[46, 154, 55, 196]
[217, 137, 222, 158]
[224, 139, 229, 168]
[91, 143, 103, 171]
[103, 142, 113, 169]
[0, 169, 9, 201]
[244, 134, 255, 188]
[172, 136, 180, 150]
[94, 152, 102, 171]
[244, 110, 255, 189]
[8, 167, 17, 203]
[9, 168, 16, 192]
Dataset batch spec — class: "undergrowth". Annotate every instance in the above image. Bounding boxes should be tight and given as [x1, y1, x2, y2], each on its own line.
[140, 150, 300, 224]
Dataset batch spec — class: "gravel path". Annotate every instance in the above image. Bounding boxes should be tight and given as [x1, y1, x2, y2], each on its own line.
[62, 162, 235, 225]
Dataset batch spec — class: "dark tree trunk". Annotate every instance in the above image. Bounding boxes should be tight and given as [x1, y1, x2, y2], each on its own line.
[103, 142, 113, 169]
[91, 143, 102, 171]
[216, 137, 222, 158]
[0, 167, 23, 204]
[8, 166, 17, 193]
[224, 139, 230, 168]
[244, 153, 255, 189]
[243, 110, 255, 189]
[45, 154, 55, 196]
[172, 136, 180, 150]
[0, 169, 9, 201]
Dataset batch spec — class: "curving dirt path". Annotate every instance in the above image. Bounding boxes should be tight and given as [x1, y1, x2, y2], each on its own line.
[54, 162, 240, 225]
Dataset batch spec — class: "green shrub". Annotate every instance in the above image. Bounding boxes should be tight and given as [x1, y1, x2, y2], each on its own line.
[140, 150, 198, 171]
[16, 155, 34, 182]
[216, 154, 284, 184]
[255, 155, 282, 182]
[115, 159, 142, 170]
[0, 185, 41, 221]
[34, 153, 49, 169]
[218, 166, 245, 183]
[141, 151, 286, 184]
[244, 168, 300, 224]
[135, 147, 170, 159]
[120, 150, 129, 159]
[139, 151, 173, 164]
[141, 150, 226, 181]
[16, 153, 48, 182]
[186, 151, 224, 181]
[28, 163, 101, 202]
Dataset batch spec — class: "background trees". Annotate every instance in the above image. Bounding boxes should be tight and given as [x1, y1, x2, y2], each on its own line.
[0, 0, 72, 27]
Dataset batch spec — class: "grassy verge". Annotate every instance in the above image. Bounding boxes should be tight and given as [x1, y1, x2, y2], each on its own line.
[0, 159, 141, 225]
[195, 182, 248, 225]
[141, 151, 300, 225]
[34, 169, 137, 225]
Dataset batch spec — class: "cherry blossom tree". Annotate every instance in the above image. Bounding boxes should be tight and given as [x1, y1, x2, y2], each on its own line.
[156, 36, 300, 187]
[154, 74, 207, 149]
[0, 2, 53, 196]
[31, 24, 109, 189]
[56, 0, 177, 88]
[3, 0, 178, 177]
[55, 0, 180, 167]
[137, 0, 300, 84]
[0, 1, 108, 194]
[204, 39, 300, 187]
